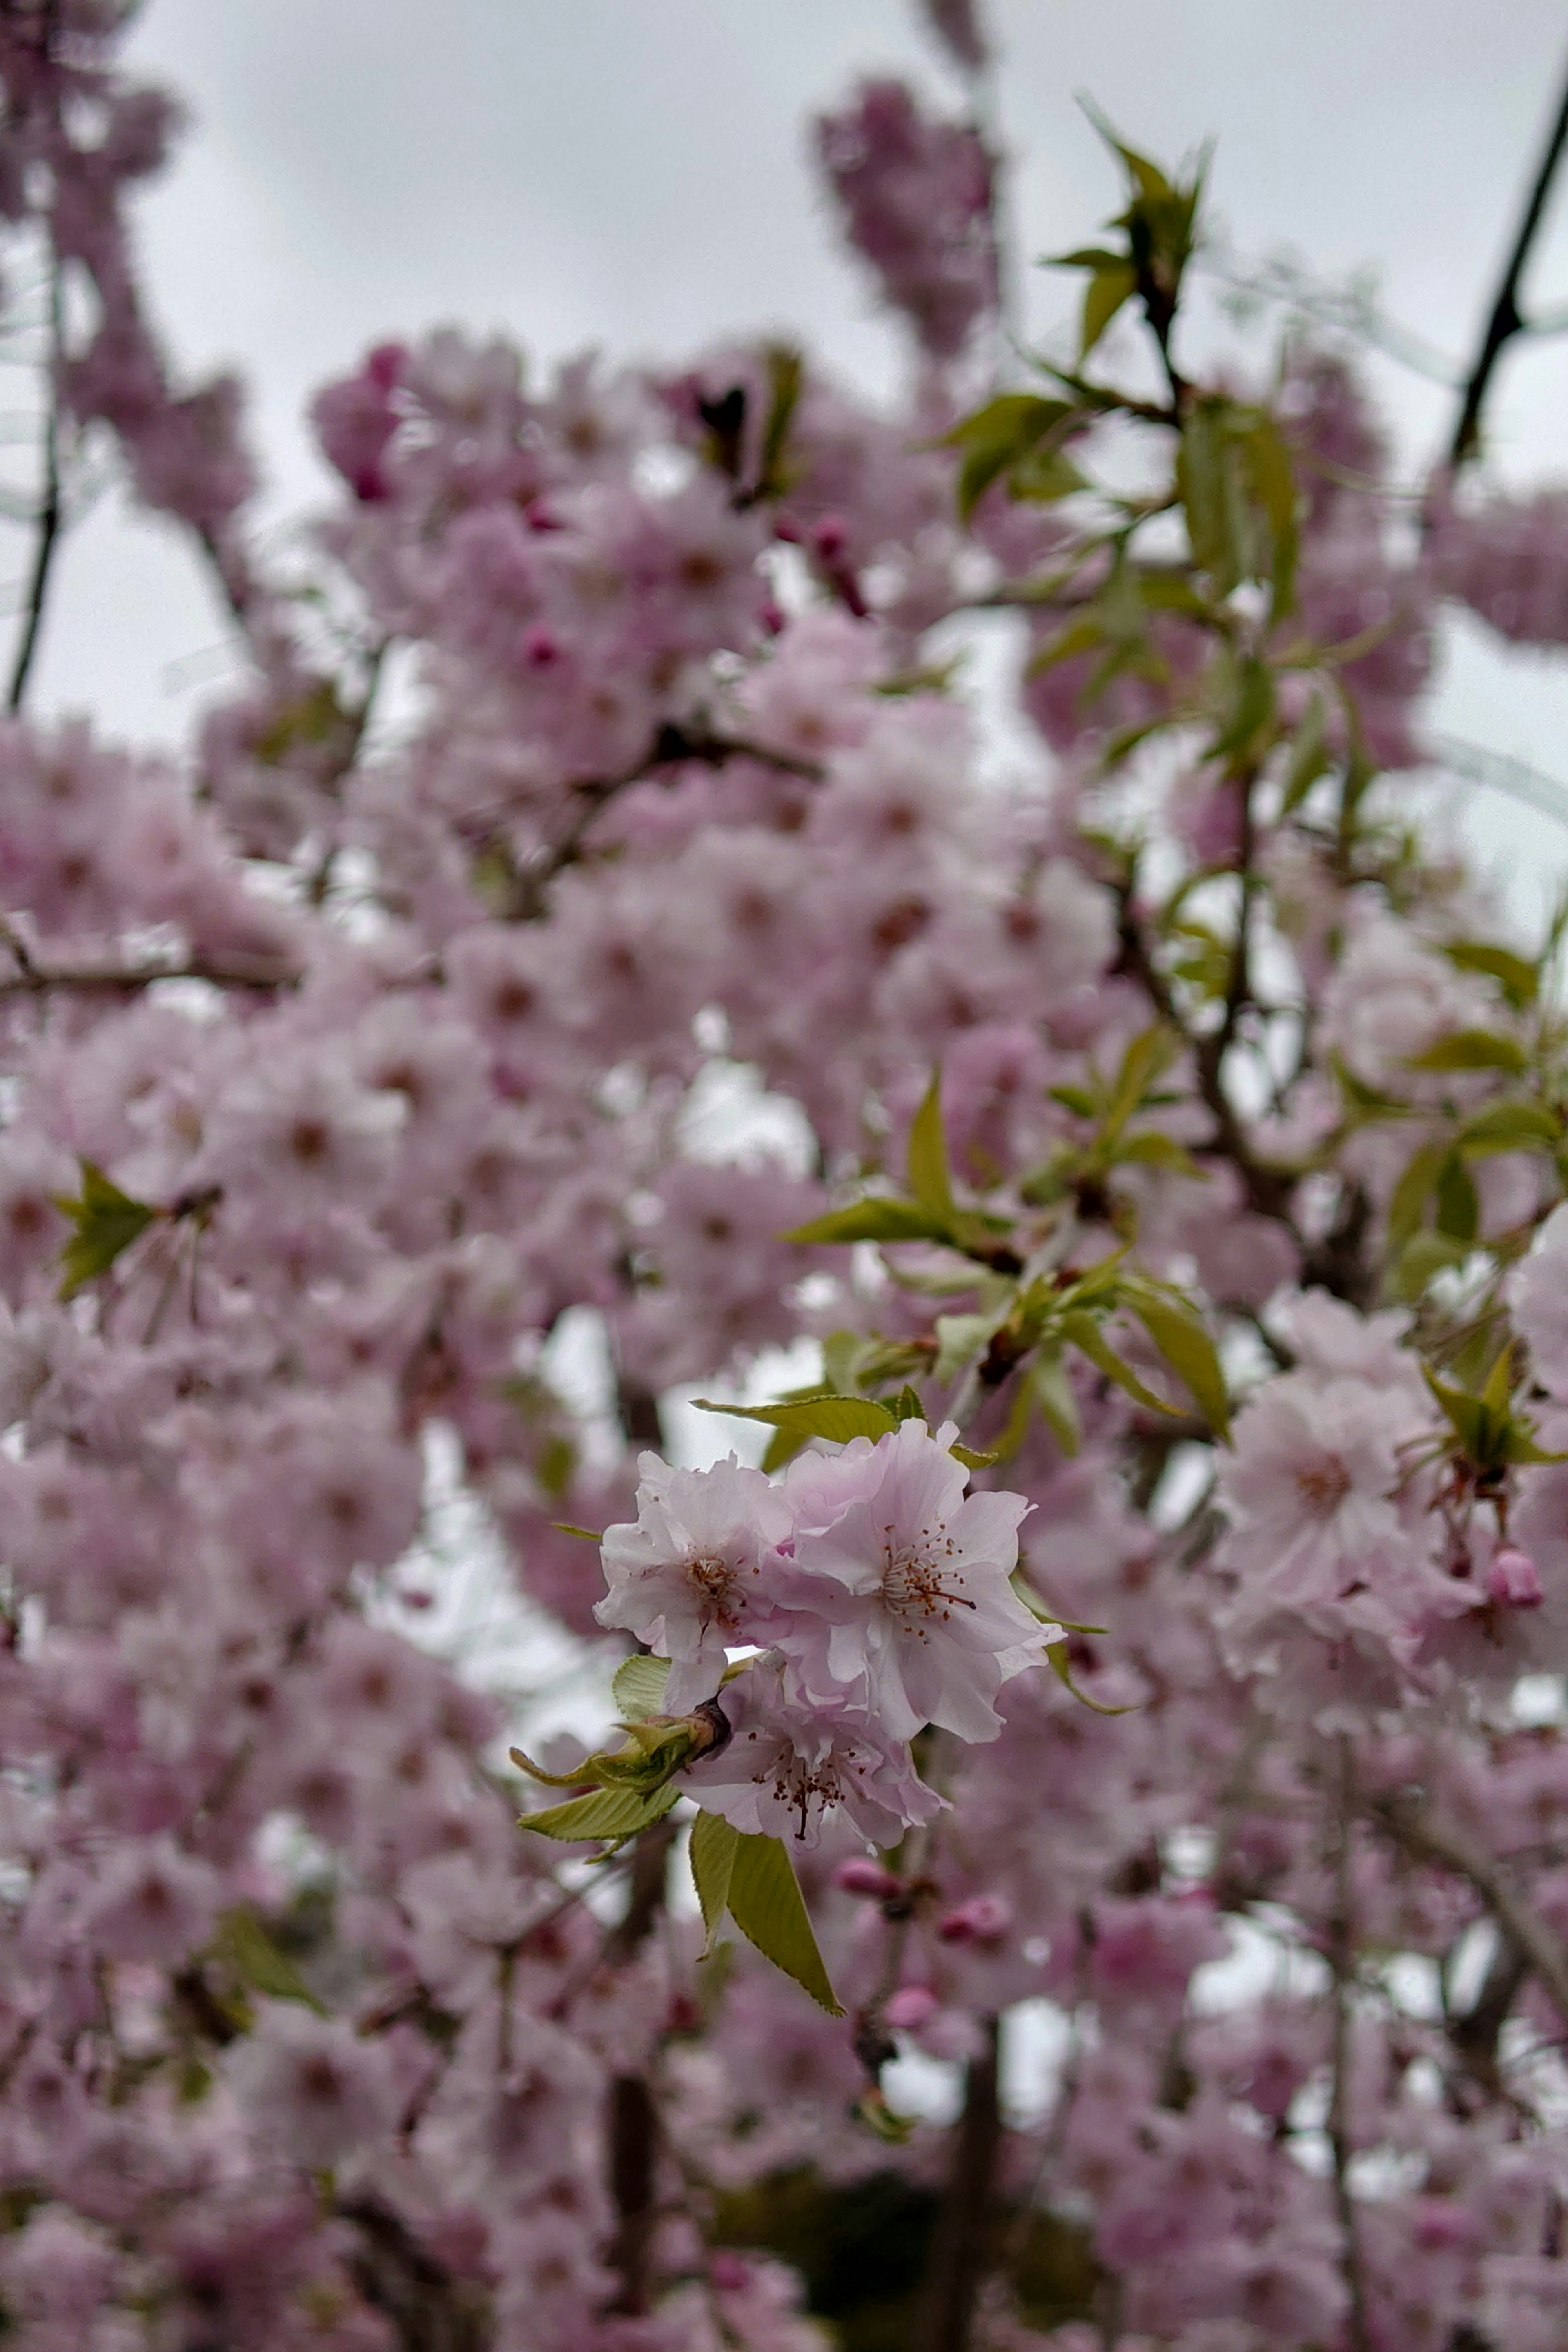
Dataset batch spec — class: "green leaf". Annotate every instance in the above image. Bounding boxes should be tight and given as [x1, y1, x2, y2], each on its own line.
[725, 1833, 844, 2015]
[1105, 1025, 1180, 1140]
[551, 1522, 604, 1542]
[784, 1200, 952, 1247]
[54, 1160, 158, 1298]
[755, 341, 803, 500]
[1178, 401, 1245, 595]
[1081, 260, 1138, 359]
[1443, 940, 1540, 1010]
[520, 1783, 680, 1847]
[951, 1441, 1000, 1471]
[693, 1393, 898, 1451]
[1456, 1100, 1561, 1155]
[1032, 1349, 1083, 1456]
[1239, 412, 1299, 620]
[1279, 691, 1331, 814]
[907, 1071, 956, 1221]
[1210, 653, 1275, 764]
[612, 1655, 673, 1723]
[933, 1310, 1002, 1385]
[1047, 1642, 1136, 1714]
[1113, 1129, 1203, 1176]
[940, 393, 1076, 521]
[1406, 1030, 1529, 1075]
[1434, 1153, 1479, 1245]
[1387, 1140, 1450, 1250]
[689, 1809, 739, 1958]
[214, 1907, 327, 2016]
[1392, 1232, 1470, 1302]
[1061, 1311, 1179, 1417]
[1118, 1278, 1231, 1438]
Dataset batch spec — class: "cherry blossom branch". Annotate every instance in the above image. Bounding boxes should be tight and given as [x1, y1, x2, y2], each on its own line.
[1450, 39, 1568, 466]
[0, 950, 296, 998]
[5, 245, 61, 710]
[1327, 1740, 1372, 2352]
[918, 2013, 1003, 2352]
[1111, 880, 1296, 1225]
[504, 720, 824, 920]
[1365, 1785, 1568, 2029]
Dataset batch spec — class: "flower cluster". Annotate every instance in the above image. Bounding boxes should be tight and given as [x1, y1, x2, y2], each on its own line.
[0, 3, 1567, 2347]
[596, 1420, 1045, 1842]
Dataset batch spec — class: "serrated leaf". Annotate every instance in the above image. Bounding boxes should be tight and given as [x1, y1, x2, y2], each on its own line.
[1406, 1030, 1529, 1075]
[54, 1160, 158, 1298]
[689, 1808, 739, 1958]
[1081, 260, 1138, 359]
[693, 1394, 898, 1451]
[1047, 1642, 1136, 1714]
[784, 1200, 952, 1247]
[214, 1907, 327, 2016]
[951, 1442, 1000, 1471]
[1118, 1278, 1231, 1438]
[612, 1655, 672, 1723]
[725, 1833, 844, 2014]
[520, 1783, 680, 1847]
[907, 1071, 956, 1221]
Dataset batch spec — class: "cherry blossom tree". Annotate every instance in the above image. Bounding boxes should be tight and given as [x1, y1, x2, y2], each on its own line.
[5, 3, 1568, 2348]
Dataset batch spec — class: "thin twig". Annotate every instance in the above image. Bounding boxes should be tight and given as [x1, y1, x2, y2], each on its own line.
[1327, 1737, 1373, 2352]
[1450, 40, 1568, 466]
[1366, 1784, 1568, 2028]
[6, 254, 62, 711]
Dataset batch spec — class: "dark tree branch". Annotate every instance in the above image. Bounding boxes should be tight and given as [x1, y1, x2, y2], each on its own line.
[1450, 41, 1568, 466]
[6, 252, 62, 710]
[1368, 1784, 1568, 2029]
[918, 2014, 1002, 2352]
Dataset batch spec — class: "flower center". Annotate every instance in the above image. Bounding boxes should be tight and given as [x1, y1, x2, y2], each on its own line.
[880, 1525, 976, 1630]
[1294, 1454, 1352, 1517]
[685, 1549, 742, 1629]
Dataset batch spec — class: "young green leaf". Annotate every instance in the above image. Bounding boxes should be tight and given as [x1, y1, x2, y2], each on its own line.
[1443, 940, 1540, 1010]
[1080, 259, 1138, 359]
[906, 1071, 956, 1221]
[214, 1907, 327, 2016]
[692, 1393, 899, 1449]
[1456, 1100, 1560, 1155]
[519, 1783, 680, 1848]
[724, 1833, 844, 2015]
[1118, 1278, 1231, 1439]
[1406, 1030, 1529, 1075]
[1060, 1311, 1179, 1417]
[612, 1655, 673, 1724]
[1047, 1642, 1136, 1714]
[689, 1809, 739, 1958]
[54, 1160, 158, 1298]
[784, 1200, 952, 1247]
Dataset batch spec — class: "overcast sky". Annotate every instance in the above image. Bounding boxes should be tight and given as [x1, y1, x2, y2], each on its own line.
[16, 0, 1568, 913]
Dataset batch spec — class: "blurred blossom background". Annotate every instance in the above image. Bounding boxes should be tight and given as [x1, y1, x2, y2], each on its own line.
[9, 0, 1568, 920]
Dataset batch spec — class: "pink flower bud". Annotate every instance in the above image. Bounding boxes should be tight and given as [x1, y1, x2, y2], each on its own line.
[885, 1984, 939, 2031]
[834, 1857, 902, 1900]
[937, 1893, 1012, 1946]
[364, 342, 407, 393]
[710, 2252, 752, 2292]
[1488, 1548, 1544, 1608]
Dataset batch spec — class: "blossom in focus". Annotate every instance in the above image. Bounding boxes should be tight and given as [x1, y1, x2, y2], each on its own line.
[781, 1417, 1042, 1742]
[595, 1453, 793, 1708]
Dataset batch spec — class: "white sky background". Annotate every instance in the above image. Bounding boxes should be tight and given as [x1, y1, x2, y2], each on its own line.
[15, 0, 1568, 919]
